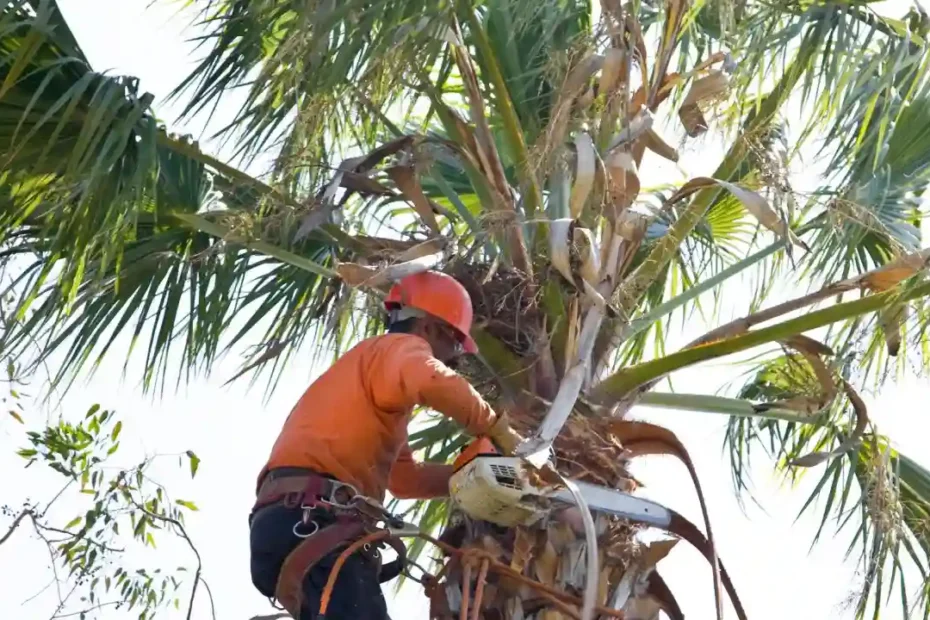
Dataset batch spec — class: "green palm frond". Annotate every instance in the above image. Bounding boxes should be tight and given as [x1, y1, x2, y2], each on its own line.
[4, 1, 930, 615]
[0, 1, 347, 392]
[725, 351, 930, 619]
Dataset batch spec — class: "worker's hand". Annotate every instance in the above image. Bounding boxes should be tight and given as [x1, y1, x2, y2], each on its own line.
[487, 412, 524, 455]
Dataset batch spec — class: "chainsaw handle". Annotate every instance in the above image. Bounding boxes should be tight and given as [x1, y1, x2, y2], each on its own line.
[452, 436, 499, 470]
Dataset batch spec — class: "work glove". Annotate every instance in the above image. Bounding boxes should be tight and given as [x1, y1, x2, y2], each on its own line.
[487, 412, 524, 455]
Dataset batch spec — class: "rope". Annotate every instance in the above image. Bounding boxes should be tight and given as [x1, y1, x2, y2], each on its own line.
[317, 530, 390, 616]
[469, 559, 490, 620]
[314, 528, 627, 619]
[459, 560, 473, 620]
[415, 534, 626, 619]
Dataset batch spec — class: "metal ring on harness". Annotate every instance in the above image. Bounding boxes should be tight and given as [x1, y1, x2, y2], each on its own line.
[292, 519, 319, 539]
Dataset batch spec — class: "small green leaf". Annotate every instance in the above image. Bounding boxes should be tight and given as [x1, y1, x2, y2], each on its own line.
[175, 499, 199, 511]
[85, 404, 100, 419]
[111, 421, 123, 442]
[185, 450, 200, 478]
[146, 532, 156, 548]
[8, 410, 23, 424]
[64, 516, 82, 530]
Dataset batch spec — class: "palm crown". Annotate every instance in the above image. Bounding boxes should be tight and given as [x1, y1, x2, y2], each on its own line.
[2, 0, 930, 617]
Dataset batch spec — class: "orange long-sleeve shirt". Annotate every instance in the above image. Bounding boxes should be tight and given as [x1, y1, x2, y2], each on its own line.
[259, 333, 498, 502]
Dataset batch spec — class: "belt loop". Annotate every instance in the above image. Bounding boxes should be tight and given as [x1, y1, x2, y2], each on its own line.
[283, 491, 301, 509]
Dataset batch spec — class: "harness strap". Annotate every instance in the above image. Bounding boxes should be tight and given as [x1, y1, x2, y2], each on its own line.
[275, 518, 368, 616]
[375, 536, 408, 583]
[255, 469, 410, 614]
[254, 470, 337, 511]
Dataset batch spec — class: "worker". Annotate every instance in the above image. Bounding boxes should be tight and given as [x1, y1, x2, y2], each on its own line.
[248, 270, 523, 619]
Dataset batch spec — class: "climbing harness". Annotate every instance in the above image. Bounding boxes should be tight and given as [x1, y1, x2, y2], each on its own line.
[252, 469, 409, 617]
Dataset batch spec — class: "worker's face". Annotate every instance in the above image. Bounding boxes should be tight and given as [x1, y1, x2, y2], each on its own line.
[423, 318, 464, 364]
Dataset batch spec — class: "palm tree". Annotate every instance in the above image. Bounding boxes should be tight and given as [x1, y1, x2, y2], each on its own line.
[3, 0, 930, 617]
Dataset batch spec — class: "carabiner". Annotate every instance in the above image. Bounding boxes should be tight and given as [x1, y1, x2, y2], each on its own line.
[318, 481, 361, 510]
[387, 520, 422, 538]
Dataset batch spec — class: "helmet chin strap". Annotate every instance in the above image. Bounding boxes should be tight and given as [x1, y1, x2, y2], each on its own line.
[388, 306, 427, 325]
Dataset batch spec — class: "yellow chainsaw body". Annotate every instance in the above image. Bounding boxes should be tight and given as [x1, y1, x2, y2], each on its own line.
[448, 454, 548, 527]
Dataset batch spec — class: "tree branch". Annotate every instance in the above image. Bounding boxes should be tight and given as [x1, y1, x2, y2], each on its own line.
[0, 508, 31, 546]
[133, 503, 203, 620]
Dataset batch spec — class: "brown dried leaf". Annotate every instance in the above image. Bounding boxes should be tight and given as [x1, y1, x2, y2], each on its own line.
[648, 571, 684, 620]
[598, 48, 627, 99]
[775, 335, 838, 410]
[642, 128, 679, 162]
[624, 10, 649, 78]
[607, 420, 727, 620]
[783, 334, 835, 357]
[394, 237, 448, 263]
[598, 565, 612, 606]
[573, 226, 601, 286]
[857, 248, 930, 291]
[606, 151, 640, 212]
[650, 0, 687, 106]
[511, 527, 535, 575]
[678, 71, 729, 137]
[624, 594, 662, 620]
[639, 539, 678, 569]
[711, 179, 806, 249]
[340, 171, 394, 196]
[533, 539, 559, 586]
[336, 262, 381, 288]
[547, 521, 578, 551]
[879, 302, 909, 356]
[386, 165, 442, 234]
[789, 379, 870, 468]
[571, 132, 596, 219]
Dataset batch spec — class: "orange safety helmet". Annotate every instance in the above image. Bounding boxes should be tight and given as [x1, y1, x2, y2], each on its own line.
[384, 271, 478, 354]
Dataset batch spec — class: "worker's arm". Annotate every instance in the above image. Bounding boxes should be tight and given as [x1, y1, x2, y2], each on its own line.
[387, 442, 454, 500]
[372, 336, 499, 436]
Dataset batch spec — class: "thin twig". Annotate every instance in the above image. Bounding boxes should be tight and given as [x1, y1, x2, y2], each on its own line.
[134, 504, 202, 620]
[34, 522, 125, 553]
[199, 577, 217, 620]
[51, 601, 121, 618]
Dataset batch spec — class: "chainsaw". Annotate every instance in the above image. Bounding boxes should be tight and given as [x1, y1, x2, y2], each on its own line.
[448, 437, 671, 530]
[447, 439, 749, 620]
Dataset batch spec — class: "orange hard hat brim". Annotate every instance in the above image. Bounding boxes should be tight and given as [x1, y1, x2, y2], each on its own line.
[462, 333, 478, 355]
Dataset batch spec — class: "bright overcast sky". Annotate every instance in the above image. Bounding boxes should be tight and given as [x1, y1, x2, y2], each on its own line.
[2, 1, 928, 619]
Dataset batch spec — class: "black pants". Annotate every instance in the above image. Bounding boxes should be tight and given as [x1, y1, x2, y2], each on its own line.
[249, 503, 391, 619]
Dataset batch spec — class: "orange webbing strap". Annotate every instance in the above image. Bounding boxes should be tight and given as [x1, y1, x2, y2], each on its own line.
[318, 530, 392, 617]
[275, 520, 366, 616]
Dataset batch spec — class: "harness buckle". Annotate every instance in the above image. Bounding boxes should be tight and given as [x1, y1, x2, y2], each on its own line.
[283, 491, 302, 509]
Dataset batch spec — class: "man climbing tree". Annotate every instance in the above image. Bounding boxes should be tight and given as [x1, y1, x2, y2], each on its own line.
[248, 271, 523, 619]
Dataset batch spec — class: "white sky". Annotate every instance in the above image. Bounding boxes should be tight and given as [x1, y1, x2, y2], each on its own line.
[2, 1, 929, 619]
